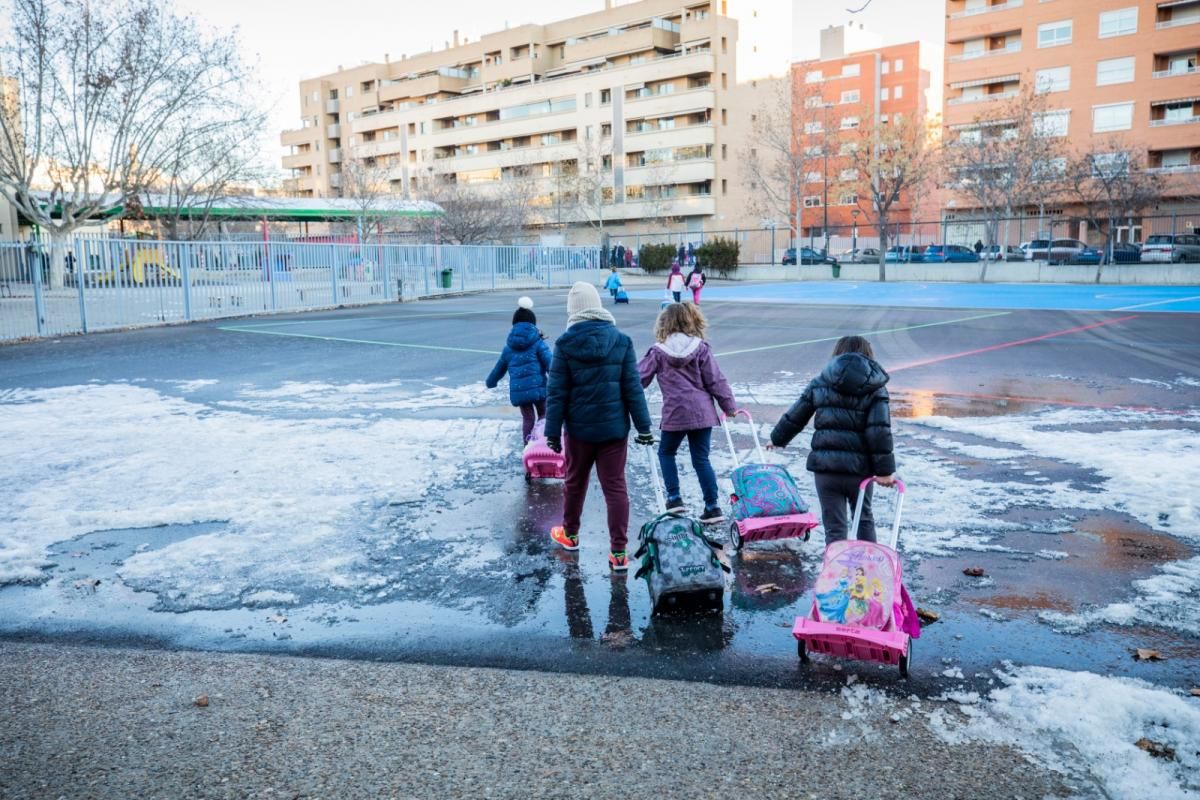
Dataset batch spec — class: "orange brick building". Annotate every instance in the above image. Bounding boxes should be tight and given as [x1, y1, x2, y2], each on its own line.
[790, 26, 934, 247]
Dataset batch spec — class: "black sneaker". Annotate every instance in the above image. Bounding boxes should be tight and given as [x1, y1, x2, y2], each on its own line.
[699, 507, 726, 524]
[665, 497, 685, 513]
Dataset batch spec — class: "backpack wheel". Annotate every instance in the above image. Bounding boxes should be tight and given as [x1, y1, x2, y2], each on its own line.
[797, 638, 810, 663]
[899, 641, 911, 679]
[729, 521, 743, 551]
[524, 471, 532, 483]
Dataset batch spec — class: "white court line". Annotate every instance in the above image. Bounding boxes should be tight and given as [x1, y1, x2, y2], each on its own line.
[217, 325, 501, 355]
[1114, 294, 1200, 311]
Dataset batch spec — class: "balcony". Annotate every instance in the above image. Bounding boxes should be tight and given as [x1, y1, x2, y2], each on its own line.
[328, 148, 341, 164]
[1156, 4, 1200, 30]
[949, 0, 1023, 20]
[948, 44, 1021, 62]
[624, 160, 715, 185]
[326, 123, 341, 139]
[329, 173, 342, 189]
[282, 176, 315, 193]
[1145, 164, 1200, 173]
[379, 72, 469, 103]
[281, 128, 315, 146]
[325, 99, 339, 114]
[1150, 115, 1200, 126]
[563, 25, 679, 64]
[948, 90, 1020, 106]
[282, 152, 313, 169]
[1153, 65, 1198, 78]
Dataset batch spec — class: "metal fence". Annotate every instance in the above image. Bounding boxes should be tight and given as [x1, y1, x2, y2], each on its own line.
[0, 239, 603, 341]
[601, 212, 1200, 265]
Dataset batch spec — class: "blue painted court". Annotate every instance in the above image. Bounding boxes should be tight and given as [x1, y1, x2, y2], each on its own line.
[636, 282, 1200, 313]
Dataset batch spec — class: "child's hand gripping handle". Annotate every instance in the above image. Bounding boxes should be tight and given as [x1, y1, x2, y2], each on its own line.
[851, 477, 906, 550]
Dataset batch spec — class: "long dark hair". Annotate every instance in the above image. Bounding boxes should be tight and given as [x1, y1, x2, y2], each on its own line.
[832, 335, 874, 360]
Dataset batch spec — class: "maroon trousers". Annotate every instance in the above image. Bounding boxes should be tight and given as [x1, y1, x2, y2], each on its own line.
[562, 436, 630, 552]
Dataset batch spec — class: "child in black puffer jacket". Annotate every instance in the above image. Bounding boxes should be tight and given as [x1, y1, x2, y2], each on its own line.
[769, 335, 896, 543]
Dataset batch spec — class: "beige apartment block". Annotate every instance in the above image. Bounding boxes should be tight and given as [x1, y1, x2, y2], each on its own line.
[279, 0, 791, 239]
[944, 0, 1200, 222]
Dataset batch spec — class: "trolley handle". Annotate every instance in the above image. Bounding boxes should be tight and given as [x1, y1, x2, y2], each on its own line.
[721, 408, 768, 468]
[644, 435, 667, 514]
[850, 476, 906, 550]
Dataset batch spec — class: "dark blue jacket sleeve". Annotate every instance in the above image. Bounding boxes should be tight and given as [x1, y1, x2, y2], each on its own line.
[544, 348, 570, 439]
[537, 340, 552, 377]
[485, 348, 510, 389]
[620, 338, 652, 435]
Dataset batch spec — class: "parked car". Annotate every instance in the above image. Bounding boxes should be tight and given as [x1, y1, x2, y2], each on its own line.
[782, 247, 838, 266]
[884, 245, 927, 264]
[836, 247, 881, 264]
[1109, 241, 1143, 264]
[1141, 234, 1200, 263]
[1026, 239, 1096, 264]
[982, 245, 1025, 262]
[1070, 245, 1104, 265]
[923, 244, 979, 263]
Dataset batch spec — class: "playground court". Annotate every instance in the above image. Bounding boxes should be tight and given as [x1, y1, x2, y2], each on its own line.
[1, 280, 1198, 696]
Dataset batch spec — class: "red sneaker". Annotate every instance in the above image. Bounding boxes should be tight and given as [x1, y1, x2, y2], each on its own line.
[608, 551, 629, 572]
[550, 526, 579, 551]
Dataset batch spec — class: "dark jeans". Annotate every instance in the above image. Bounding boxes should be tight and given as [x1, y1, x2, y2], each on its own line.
[672, 291, 682, 303]
[658, 428, 719, 511]
[814, 472, 875, 543]
[563, 436, 630, 552]
[519, 399, 546, 443]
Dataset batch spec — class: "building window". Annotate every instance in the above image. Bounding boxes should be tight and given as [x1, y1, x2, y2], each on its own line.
[721, 143, 727, 160]
[806, 171, 822, 182]
[881, 61, 889, 75]
[1033, 109, 1071, 137]
[1035, 66, 1071, 93]
[893, 58, 903, 72]
[721, 36, 727, 54]
[804, 121, 823, 134]
[1091, 151, 1131, 177]
[840, 116, 859, 130]
[839, 194, 857, 206]
[344, 86, 354, 97]
[584, 92, 592, 108]
[894, 85, 903, 99]
[1038, 20, 1072, 48]
[839, 142, 858, 155]
[1098, 7, 1137, 38]
[881, 87, 889, 101]
[1092, 102, 1134, 132]
[600, 89, 611, 105]
[841, 89, 860, 104]
[803, 196, 822, 207]
[721, 108, 727, 125]
[721, 73, 728, 89]
[842, 63, 860, 77]
[721, 178, 727, 195]
[839, 168, 858, 181]
[805, 70, 823, 84]
[804, 95, 822, 108]
[1096, 56, 1135, 86]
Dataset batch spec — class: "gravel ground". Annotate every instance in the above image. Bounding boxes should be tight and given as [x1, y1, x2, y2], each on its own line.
[0, 642, 1071, 800]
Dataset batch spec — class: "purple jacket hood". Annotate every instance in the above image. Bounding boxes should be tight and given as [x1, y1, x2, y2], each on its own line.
[638, 334, 737, 432]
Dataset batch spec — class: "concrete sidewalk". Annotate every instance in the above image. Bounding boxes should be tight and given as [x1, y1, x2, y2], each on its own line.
[0, 642, 1069, 799]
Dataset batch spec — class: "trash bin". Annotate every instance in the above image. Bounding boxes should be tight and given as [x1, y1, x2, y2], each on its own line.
[440, 268, 453, 289]
[832, 263, 841, 279]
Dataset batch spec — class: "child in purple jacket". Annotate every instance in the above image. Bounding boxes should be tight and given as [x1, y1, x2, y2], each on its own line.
[638, 303, 738, 524]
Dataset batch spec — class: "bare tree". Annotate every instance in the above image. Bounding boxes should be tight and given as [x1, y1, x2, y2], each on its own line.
[154, 115, 267, 240]
[842, 110, 939, 281]
[569, 134, 615, 238]
[415, 173, 533, 245]
[942, 86, 1069, 278]
[0, 0, 258, 286]
[738, 79, 829, 247]
[336, 154, 396, 244]
[1066, 143, 1163, 270]
[638, 157, 679, 227]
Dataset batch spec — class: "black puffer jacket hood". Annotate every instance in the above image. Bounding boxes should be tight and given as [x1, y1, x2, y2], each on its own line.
[555, 320, 624, 363]
[769, 353, 896, 477]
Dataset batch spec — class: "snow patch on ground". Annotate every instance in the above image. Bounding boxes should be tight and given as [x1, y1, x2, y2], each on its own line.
[1039, 556, 1200, 637]
[220, 380, 505, 413]
[0, 384, 510, 603]
[937, 666, 1200, 800]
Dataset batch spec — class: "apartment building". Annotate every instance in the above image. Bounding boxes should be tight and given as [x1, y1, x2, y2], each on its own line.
[944, 0, 1200, 225]
[791, 26, 935, 241]
[280, 0, 791, 238]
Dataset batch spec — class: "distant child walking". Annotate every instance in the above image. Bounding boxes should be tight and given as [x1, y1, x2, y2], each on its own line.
[686, 264, 706, 305]
[486, 297, 553, 444]
[603, 267, 623, 302]
[545, 282, 655, 572]
[639, 303, 737, 524]
[769, 335, 896, 543]
[666, 262, 685, 303]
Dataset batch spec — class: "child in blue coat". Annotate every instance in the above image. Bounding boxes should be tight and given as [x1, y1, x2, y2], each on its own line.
[603, 267, 623, 302]
[486, 297, 553, 443]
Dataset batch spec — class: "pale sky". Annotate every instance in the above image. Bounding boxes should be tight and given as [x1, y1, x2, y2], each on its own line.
[172, 0, 945, 181]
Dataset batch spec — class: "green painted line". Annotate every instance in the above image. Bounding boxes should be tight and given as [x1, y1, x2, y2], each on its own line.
[714, 311, 1011, 357]
[218, 325, 501, 355]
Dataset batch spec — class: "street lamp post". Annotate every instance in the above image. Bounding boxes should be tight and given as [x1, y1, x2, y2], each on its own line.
[822, 103, 832, 256]
[852, 208, 860, 254]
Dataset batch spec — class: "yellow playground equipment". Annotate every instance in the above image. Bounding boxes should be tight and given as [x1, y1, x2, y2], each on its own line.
[91, 245, 181, 285]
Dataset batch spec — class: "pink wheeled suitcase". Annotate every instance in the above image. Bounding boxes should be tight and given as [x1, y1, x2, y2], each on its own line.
[792, 478, 920, 677]
[722, 409, 819, 550]
[523, 412, 565, 481]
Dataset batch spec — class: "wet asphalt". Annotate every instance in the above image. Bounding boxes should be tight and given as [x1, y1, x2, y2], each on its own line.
[1, 285, 1198, 697]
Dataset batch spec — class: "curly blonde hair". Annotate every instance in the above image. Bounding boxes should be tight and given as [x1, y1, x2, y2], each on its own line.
[655, 302, 707, 342]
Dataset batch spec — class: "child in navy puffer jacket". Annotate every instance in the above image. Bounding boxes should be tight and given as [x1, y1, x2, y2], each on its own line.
[487, 297, 553, 443]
